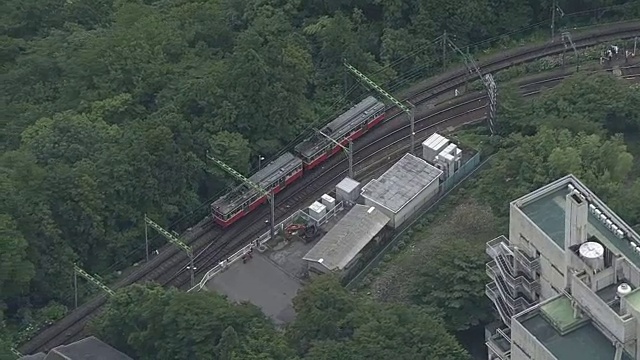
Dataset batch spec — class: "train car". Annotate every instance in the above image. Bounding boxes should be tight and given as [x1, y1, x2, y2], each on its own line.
[211, 152, 303, 228]
[294, 96, 385, 170]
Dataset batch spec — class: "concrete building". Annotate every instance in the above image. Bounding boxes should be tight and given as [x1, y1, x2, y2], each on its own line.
[360, 153, 442, 228]
[303, 204, 389, 276]
[20, 336, 132, 360]
[485, 174, 640, 360]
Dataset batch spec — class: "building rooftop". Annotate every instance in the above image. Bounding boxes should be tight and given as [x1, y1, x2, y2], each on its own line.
[336, 177, 360, 193]
[303, 205, 390, 271]
[518, 296, 633, 360]
[212, 152, 302, 214]
[45, 336, 132, 360]
[517, 175, 640, 269]
[295, 96, 384, 159]
[360, 153, 442, 213]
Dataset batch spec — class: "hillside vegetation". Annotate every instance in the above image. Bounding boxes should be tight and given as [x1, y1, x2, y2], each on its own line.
[1, 0, 639, 351]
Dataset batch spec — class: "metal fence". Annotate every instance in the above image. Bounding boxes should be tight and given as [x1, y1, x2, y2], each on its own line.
[440, 152, 481, 194]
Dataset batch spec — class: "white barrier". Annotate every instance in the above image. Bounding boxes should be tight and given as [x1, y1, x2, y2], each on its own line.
[188, 201, 346, 292]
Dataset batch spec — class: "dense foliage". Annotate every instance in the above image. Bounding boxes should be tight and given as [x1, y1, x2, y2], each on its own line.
[93, 284, 296, 360]
[93, 278, 468, 360]
[1, 0, 639, 349]
[478, 72, 640, 225]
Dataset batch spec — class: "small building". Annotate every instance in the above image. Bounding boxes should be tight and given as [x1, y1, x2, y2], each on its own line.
[303, 205, 389, 276]
[336, 177, 360, 204]
[20, 336, 132, 360]
[360, 153, 442, 228]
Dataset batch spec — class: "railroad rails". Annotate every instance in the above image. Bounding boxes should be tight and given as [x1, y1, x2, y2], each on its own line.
[19, 21, 640, 355]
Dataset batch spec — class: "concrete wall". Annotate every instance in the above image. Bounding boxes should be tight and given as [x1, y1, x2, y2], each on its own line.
[510, 206, 565, 268]
[621, 259, 640, 288]
[539, 256, 565, 298]
[570, 273, 636, 342]
[510, 204, 565, 299]
[393, 179, 439, 229]
[511, 316, 557, 360]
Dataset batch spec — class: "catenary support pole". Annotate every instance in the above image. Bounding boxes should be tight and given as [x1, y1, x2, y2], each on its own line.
[447, 40, 497, 135]
[144, 214, 149, 262]
[343, 61, 415, 155]
[442, 31, 447, 66]
[73, 264, 115, 296]
[551, 0, 556, 42]
[269, 193, 275, 240]
[74, 269, 78, 309]
[561, 32, 579, 72]
[408, 101, 416, 154]
[144, 216, 195, 287]
[316, 129, 354, 178]
[348, 140, 354, 179]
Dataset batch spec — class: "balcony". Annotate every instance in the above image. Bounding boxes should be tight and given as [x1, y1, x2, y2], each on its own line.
[487, 235, 540, 280]
[487, 257, 539, 300]
[486, 327, 512, 360]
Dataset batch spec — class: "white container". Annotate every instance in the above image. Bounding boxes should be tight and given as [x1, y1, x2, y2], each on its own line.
[308, 201, 327, 221]
[321, 194, 336, 210]
[336, 177, 361, 204]
[422, 133, 450, 163]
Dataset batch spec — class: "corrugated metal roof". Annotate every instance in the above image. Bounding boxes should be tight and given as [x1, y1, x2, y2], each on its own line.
[303, 205, 389, 271]
[361, 153, 442, 213]
[212, 152, 302, 214]
[294, 97, 385, 159]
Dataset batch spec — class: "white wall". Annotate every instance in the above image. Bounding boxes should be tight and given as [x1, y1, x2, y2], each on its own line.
[393, 179, 439, 229]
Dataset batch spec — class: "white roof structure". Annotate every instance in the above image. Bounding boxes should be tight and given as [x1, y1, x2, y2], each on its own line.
[423, 132, 449, 151]
[361, 153, 442, 213]
[303, 205, 390, 271]
[336, 177, 360, 193]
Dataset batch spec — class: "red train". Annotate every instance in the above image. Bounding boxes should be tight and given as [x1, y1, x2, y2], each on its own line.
[211, 96, 386, 228]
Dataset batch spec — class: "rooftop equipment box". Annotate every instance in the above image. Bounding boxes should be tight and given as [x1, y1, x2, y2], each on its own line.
[422, 133, 450, 163]
[308, 201, 327, 221]
[336, 177, 361, 204]
[321, 194, 336, 210]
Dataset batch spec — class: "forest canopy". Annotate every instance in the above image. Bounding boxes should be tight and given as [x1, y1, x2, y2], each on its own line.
[1, 0, 640, 352]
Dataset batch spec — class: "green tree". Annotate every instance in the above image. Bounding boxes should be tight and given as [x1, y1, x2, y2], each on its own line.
[290, 276, 469, 359]
[287, 275, 358, 353]
[410, 239, 493, 331]
[0, 214, 35, 300]
[94, 284, 296, 360]
[478, 128, 634, 218]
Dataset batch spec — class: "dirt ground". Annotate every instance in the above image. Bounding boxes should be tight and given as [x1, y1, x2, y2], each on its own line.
[365, 198, 502, 303]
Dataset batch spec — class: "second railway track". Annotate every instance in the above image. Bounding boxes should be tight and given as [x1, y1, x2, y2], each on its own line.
[20, 20, 640, 355]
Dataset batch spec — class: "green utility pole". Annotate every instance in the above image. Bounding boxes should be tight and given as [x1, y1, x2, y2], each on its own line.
[315, 129, 353, 178]
[447, 40, 497, 135]
[73, 264, 115, 308]
[343, 62, 416, 155]
[206, 153, 276, 240]
[144, 215, 195, 287]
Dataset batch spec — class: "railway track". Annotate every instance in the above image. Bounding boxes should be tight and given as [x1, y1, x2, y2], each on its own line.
[19, 21, 640, 355]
